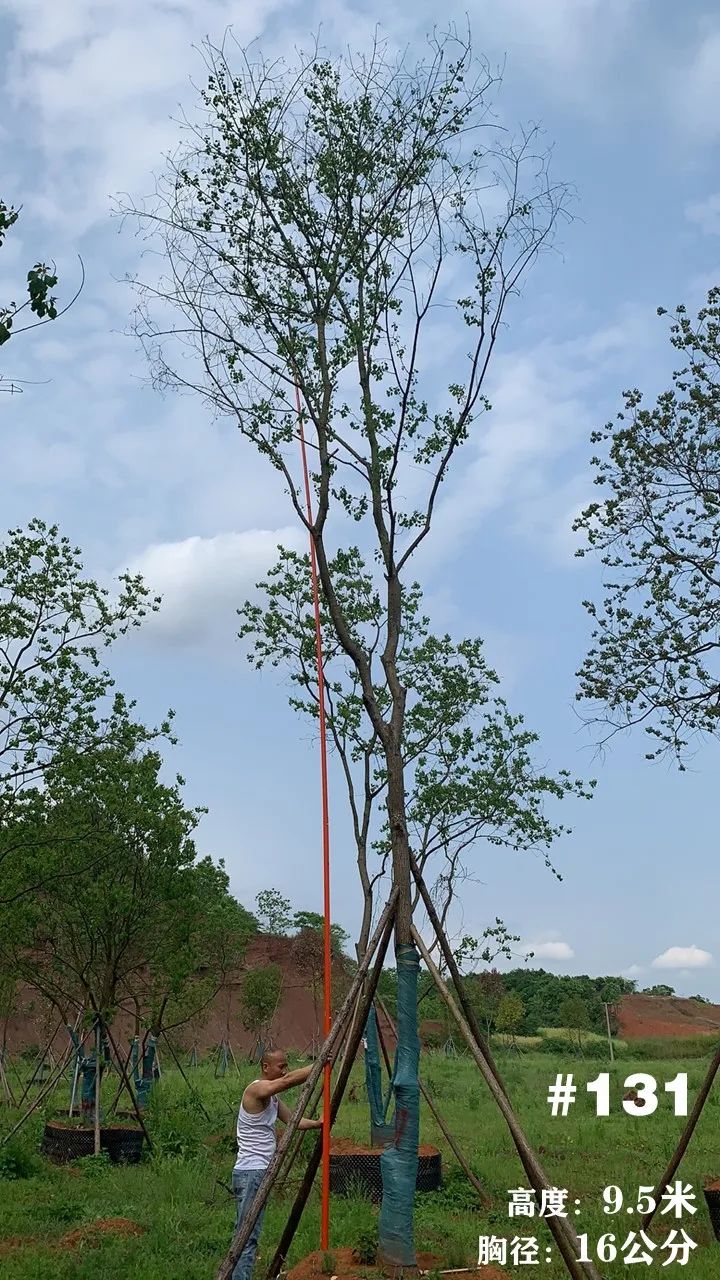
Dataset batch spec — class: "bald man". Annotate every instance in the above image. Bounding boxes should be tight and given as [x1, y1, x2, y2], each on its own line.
[231, 1050, 323, 1280]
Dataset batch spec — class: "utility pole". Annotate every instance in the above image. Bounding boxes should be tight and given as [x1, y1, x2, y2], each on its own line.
[603, 1003, 615, 1062]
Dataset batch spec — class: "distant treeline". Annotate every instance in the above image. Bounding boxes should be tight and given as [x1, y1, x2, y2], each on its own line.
[377, 968, 636, 1038]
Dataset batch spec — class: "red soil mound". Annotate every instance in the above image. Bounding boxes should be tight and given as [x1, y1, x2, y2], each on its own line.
[4, 932, 352, 1057]
[59, 1218, 145, 1249]
[617, 994, 720, 1040]
[288, 1247, 509, 1280]
[0, 1218, 144, 1257]
[330, 1137, 439, 1157]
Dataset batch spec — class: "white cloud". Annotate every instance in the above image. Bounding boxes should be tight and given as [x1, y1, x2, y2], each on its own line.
[520, 939, 574, 961]
[0, 0, 656, 242]
[651, 946, 714, 971]
[686, 193, 720, 236]
[669, 25, 720, 145]
[622, 964, 644, 978]
[425, 305, 658, 567]
[123, 527, 304, 647]
[2, 0, 290, 231]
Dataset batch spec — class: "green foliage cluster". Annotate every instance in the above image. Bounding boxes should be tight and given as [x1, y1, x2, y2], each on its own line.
[0, 200, 64, 391]
[576, 288, 720, 762]
[255, 889, 349, 955]
[239, 965, 283, 1038]
[493, 969, 634, 1037]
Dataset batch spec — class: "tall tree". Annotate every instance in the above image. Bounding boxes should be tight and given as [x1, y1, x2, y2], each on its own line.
[129, 29, 568, 1264]
[576, 288, 720, 763]
[241, 548, 590, 962]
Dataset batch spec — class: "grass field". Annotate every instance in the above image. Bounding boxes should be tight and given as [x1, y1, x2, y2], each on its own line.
[0, 1047, 717, 1278]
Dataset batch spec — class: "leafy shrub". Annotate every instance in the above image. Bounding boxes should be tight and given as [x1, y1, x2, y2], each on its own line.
[79, 1151, 113, 1177]
[428, 1167, 483, 1214]
[0, 1138, 43, 1180]
[353, 1225, 378, 1265]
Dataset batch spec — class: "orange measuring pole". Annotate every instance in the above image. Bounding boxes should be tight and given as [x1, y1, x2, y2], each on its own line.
[295, 380, 332, 1250]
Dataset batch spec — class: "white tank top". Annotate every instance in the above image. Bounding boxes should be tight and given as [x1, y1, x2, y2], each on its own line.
[234, 1085, 279, 1171]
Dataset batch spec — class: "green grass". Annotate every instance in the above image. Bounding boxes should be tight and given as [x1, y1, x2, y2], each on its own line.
[0, 1047, 718, 1277]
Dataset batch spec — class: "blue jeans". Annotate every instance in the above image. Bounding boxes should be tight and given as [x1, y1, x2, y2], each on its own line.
[231, 1168, 267, 1280]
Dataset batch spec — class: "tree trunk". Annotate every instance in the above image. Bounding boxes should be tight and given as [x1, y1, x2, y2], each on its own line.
[378, 751, 420, 1266]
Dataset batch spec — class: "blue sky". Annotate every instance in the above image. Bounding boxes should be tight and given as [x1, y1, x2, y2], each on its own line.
[1, 0, 719, 997]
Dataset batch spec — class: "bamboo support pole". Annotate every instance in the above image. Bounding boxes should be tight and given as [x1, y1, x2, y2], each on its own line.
[265, 907, 396, 1279]
[412, 924, 601, 1280]
[17, 1014, 64, 1107]
[641, 1043, 720, 1232]
[0, 1035, 77, 1148]
[161, 1030, 213, 1123]
[93, 1021, 102, 1155]
[102, 1020, 153, 1151]
[215, 892, 398, 1280]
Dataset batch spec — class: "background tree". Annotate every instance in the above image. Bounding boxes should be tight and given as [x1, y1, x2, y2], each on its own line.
[642, 984, 675, 997]
[292, 909, 349, 957]
[465, 968, 506, 1039]
[495, 990, 524, 1048]
[0, 518, 164, 905]
[125, 858, 257, 1043]
[129, 28, 569, 1264]
[559, 995, 590, 1055]
[575, 288, 720, 763]
[239, 964, 283, 1050]
[0, 733, 225, 1052]
[255, 888, 293, 936]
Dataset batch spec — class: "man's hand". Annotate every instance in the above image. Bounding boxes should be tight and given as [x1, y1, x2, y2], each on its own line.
[298, 1117, 324, 1131]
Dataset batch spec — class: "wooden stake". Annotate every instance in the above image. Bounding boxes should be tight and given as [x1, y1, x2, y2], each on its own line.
[641, 1043, 720, 1232]
[93, 1022, 102, 1156]
[265, 909, 396, 1279]
[69, 1051, 81, 1117]
[16, 1014, 64, 1107]
[215, 891, 398, 1280]
[0, 1037, 77, 1149]
[0, 1050, 16, 1107]
[411, 924, 600, 1280]
[102, 1020, 153, 1151]
[161, 1030, 212, 1123]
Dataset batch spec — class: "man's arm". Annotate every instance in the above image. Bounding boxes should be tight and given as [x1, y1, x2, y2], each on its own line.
[277, 1098, 323, 1130]
[247, 1066, 313, 1102]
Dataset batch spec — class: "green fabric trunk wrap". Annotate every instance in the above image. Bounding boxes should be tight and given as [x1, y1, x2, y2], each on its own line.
[364, 1006, 386, 1129]
[378, 942, 420, 1266]
[133, 1035, 157, 1109]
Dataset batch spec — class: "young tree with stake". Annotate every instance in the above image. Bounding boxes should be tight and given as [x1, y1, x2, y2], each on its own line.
[128, 28, 569, 1265]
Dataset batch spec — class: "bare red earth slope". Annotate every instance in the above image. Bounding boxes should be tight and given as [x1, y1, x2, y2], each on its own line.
[617, 994, 720, 1040]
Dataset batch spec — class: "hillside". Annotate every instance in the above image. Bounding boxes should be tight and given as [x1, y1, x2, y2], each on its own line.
[617, 992, 720, 1039]
[2, 933, 349, 1059]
